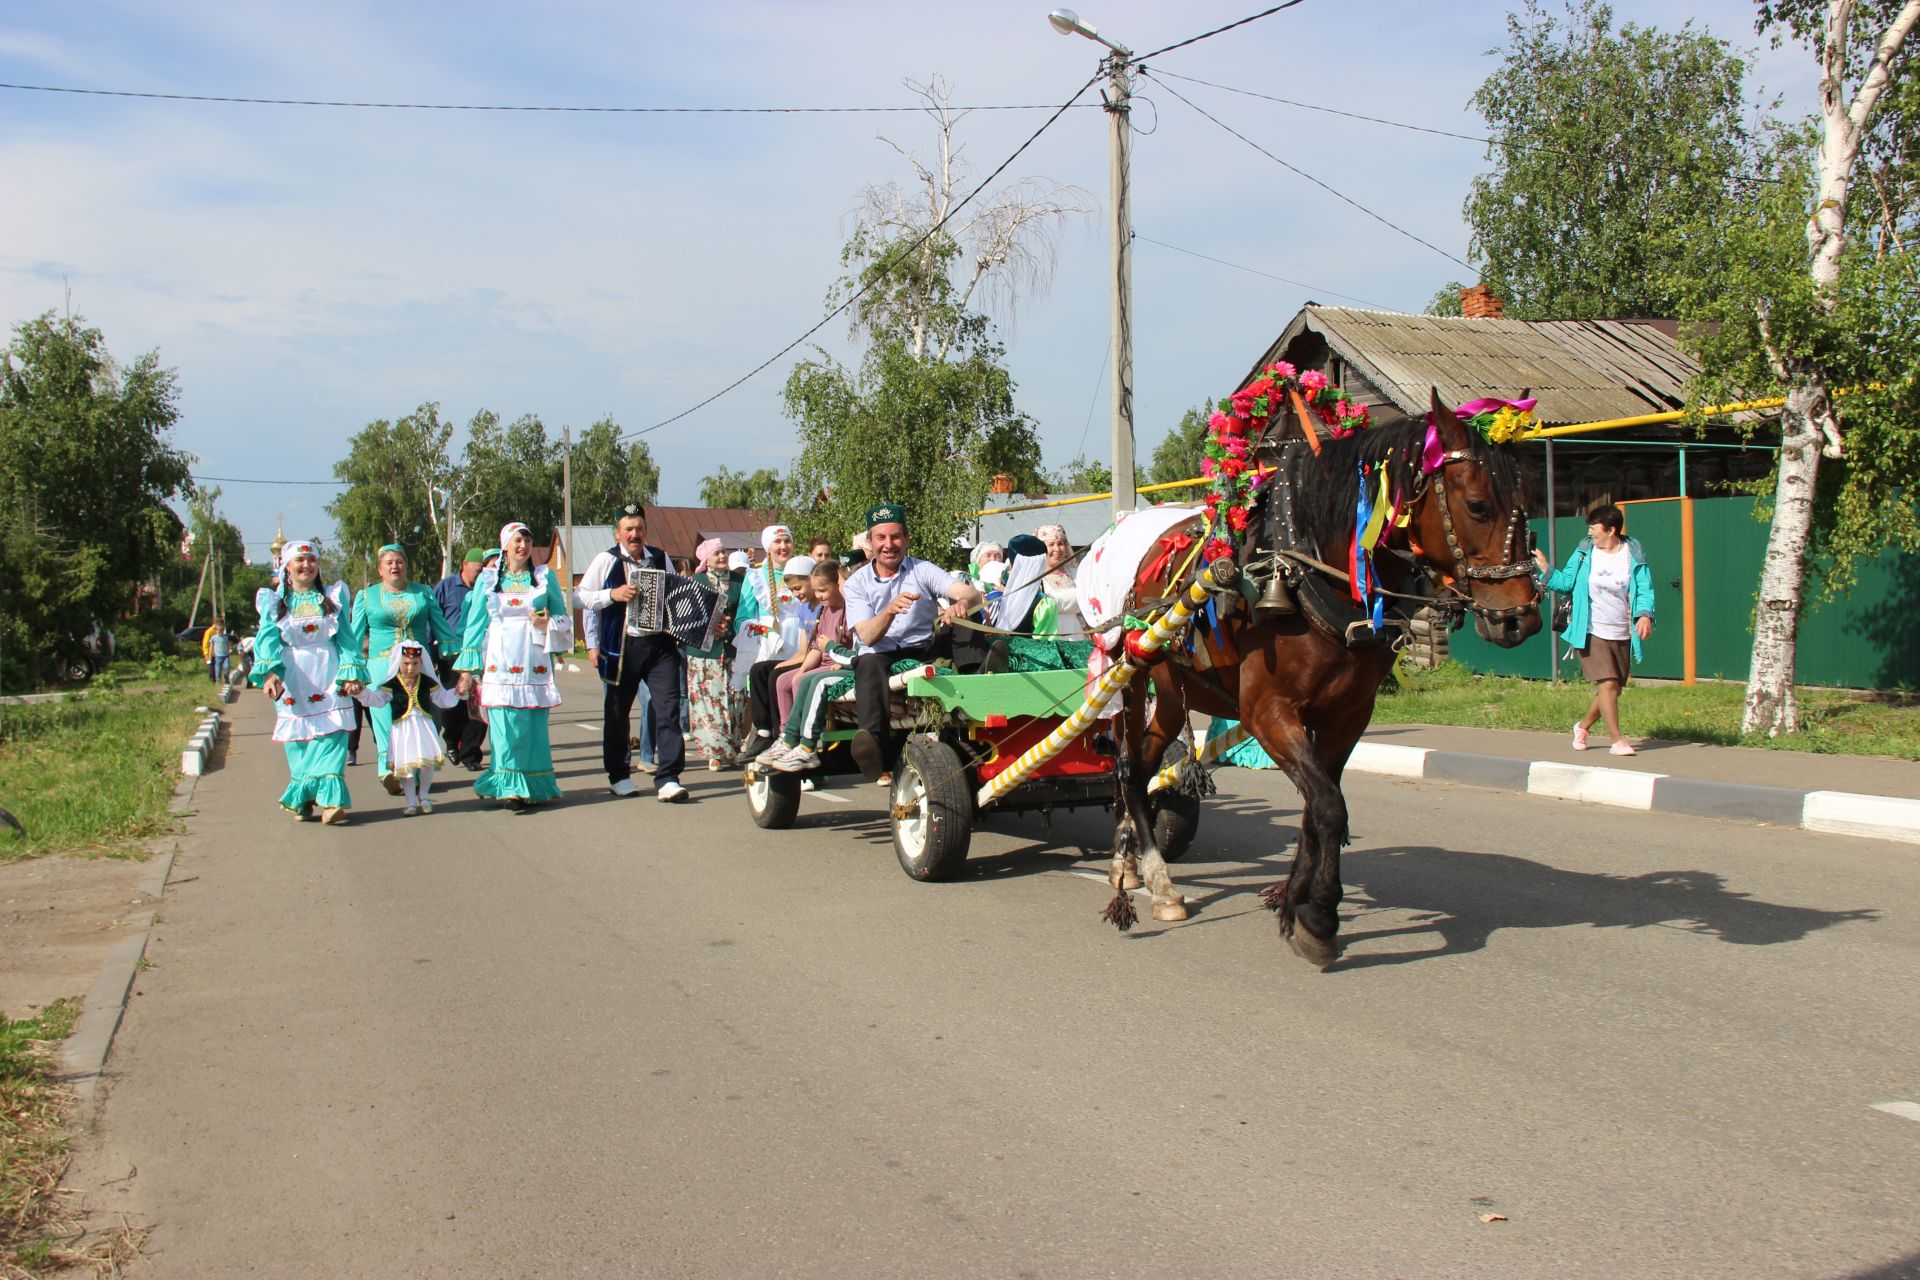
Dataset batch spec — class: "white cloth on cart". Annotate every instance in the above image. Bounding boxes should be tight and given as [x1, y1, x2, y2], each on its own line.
[1074, 505, 1208, 633]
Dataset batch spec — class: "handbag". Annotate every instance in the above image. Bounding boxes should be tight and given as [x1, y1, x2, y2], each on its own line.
[1551, 592, 1572, 635]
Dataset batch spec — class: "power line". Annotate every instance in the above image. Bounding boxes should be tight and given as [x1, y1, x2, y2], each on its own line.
[191, 473, 342, 485]
[0, 81, 1089, 115]
[1147, 69, 1788, 185]
[1142, 69, 1473, 270]
[1134, 234, 1395, 309]
[1148, 69, 1500, 147]
[1137, 0, 1309, 60]
[618, 70, 1103, 442]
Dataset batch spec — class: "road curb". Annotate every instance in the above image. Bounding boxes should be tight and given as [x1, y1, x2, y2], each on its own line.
[58, 716, 219, 1107]
[1345, 743, 1920, 845]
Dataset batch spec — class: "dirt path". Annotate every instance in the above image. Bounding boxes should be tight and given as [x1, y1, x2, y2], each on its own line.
[0, 855, 156, 1017]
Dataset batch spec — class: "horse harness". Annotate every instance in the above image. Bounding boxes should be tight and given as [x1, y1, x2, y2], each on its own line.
[1418, 445, 1540, 625]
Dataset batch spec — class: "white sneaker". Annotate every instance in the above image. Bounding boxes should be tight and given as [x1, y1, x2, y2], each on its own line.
[656, 779, 688, 803]
[766, 743, 821, 773]
[609, 778, 640, 797]
[403, 805, 419, 817]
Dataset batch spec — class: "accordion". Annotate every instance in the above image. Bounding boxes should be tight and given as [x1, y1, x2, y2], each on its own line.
[624, 568, 723, 648]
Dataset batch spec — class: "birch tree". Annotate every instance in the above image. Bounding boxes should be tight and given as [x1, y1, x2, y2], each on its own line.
[836, 76, 1089, 362]
[1688, 0, 1920, 735]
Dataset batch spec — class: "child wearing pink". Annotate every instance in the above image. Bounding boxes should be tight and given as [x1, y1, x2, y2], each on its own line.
[776, 561, 849, 726]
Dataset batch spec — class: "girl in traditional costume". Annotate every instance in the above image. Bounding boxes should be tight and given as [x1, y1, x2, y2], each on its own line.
[454, 523, 574, 810]
[249, 539, 367, 823]
[351, 544, 461, 793]
[355, 638, 461, 815]
[730, 524, 794, 689]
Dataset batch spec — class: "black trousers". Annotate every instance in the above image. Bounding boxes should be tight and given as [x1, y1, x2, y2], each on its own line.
[603, 635, 685, 785]
[747, 658, 787, 736]
[436, 657, 477, 764]
[347, 699, 366, 756]
[853, 641, 943, 743]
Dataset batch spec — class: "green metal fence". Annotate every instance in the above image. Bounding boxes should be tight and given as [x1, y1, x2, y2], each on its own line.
[1447, 496, 1918, 690]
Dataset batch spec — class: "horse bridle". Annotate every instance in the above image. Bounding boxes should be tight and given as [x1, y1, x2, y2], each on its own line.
[1416, 448, 1540, 624]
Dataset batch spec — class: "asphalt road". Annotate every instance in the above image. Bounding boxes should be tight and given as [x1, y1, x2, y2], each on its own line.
[71, 678, 1920, 1278]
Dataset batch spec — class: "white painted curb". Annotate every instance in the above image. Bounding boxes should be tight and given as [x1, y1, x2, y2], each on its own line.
[1346, 743, 1430, 777]
[1526, 761, 1661, 809]
[1802, 791, 1920, 845]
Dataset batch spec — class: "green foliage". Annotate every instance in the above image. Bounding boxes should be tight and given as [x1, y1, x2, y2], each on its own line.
[698, 466, 789, 511]
[0, 677, 203, 862]
[326, 402, 457, 573]
[785, 338, 1038, 565]
[1146, 405, 1212, 488]
[1378, 664, 1920, 758]
[458, 411, 560, 550]
[1425, 281, 1468, 316]
[567, 418, 658, 523]
[0, 312, 190, 690]
[1464, 0, 1758, 318]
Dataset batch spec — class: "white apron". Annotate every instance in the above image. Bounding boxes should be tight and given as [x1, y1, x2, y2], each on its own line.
[270, 585, 357, 743]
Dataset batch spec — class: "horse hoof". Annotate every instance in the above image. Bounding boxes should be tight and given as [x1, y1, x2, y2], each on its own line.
[1285, 927, 1339, 970]
[1108, 867, 1142, 891]
[1151, 899, 1189, 923]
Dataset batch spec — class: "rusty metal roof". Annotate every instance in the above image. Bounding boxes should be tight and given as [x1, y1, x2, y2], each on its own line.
[1246, 306, 1699, 425]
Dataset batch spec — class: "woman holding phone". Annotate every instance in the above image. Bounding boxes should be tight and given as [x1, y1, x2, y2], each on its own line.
[454, 522, 574, 809]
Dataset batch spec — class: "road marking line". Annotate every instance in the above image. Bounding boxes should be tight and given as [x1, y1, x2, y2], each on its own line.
[808, 790, 849, 805]
[1871, 1101, 1920, 1123]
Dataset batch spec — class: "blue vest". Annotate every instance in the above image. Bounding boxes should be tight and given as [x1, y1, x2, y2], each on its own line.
[594, 544, 668, 673]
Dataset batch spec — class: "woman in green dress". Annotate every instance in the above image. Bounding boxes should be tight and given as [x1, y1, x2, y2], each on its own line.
[249, 539, 368, 823]
[351, 544, 461, 792]
[454, 523, 574, 810]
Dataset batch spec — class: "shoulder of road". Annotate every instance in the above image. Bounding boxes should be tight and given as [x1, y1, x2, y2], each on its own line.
[1352, 723, 1920, 845]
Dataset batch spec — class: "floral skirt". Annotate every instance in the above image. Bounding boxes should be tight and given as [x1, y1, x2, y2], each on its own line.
[687, 655, 746, 762]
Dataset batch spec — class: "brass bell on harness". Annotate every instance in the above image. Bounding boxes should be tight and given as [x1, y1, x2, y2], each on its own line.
[1255, 567, 1297, 615]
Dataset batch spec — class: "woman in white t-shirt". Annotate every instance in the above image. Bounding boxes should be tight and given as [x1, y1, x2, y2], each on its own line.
[1533, 503, 1656, 755]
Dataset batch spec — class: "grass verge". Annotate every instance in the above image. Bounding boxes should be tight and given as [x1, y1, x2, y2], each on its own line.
[0, 658, 209, 865]
[1379, 662, 1920, 760]
[0, 1000, 145, 1279]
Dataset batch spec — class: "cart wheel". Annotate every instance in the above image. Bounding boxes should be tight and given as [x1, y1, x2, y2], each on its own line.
[1151, 738, 1201, 862]
[892, 737, 973, 882]
[746, 765, 802, 829]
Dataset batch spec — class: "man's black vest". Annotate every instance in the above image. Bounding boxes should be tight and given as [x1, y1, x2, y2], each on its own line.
[594, 542, 670, 666]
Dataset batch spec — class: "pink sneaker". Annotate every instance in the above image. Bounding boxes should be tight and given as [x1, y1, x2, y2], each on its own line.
[1609, 740, 1638, 757]
[1571, 723, 1589, 751]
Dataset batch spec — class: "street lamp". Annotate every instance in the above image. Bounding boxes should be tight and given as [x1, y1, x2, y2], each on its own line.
[1049, 8, 1135, 518]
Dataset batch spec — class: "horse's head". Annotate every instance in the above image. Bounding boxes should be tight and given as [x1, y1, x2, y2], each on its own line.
[1406, 390, 1542, 647]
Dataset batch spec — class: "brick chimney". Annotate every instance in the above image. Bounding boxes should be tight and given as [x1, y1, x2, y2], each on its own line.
[989, 473, 1016, 494]
[1460, 283, 1505, 318]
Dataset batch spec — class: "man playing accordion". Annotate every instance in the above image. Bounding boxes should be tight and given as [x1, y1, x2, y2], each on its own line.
[576, 503, 716, 803]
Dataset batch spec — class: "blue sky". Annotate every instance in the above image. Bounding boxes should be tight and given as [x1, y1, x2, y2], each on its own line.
[0, 0, 1816, 562]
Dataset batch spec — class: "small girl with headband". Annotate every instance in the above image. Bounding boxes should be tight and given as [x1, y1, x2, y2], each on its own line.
[356, 638, 461, 815]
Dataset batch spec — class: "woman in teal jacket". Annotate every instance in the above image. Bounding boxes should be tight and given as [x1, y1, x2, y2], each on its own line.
[1532, 503, 1656, 756]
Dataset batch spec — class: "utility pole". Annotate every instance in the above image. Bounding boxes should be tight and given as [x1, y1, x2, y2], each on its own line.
[561, 425, 574, 541]
[1050, 9, 1135, 519]
[1106, 50, 1134, 519]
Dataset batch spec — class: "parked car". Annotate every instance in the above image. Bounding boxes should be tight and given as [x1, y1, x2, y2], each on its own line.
[66, 622, 116, 682]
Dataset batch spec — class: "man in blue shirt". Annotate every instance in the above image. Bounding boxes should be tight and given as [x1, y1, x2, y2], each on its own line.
[842, 503, 980, 783]
[433, 549, 486, 768]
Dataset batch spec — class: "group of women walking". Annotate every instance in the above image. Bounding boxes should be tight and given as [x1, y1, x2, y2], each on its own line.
[250, 524, 572, 824]
[253, 512, 1100, 822]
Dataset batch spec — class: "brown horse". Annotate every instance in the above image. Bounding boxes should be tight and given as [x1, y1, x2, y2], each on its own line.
[1107, 390, 1542, 967]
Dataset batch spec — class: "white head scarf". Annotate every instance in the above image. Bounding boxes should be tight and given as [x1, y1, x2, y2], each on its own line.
[499, 522, 530, 551]
[281, 539, 318, 562]
[383, 637, 445, 689]
[760, 524, 792, 553]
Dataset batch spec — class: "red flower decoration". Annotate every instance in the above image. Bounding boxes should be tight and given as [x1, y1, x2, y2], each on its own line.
[508, 597, 524, 607]
[1227, 506, 1250, 533]
[301, 623, 319, 633]
[533, 665, 547, 674]
[486, 665, 497, 672]
[308, 693, 326, 703]
[509, 665, 524, 675]
[283, 697, 296, 706]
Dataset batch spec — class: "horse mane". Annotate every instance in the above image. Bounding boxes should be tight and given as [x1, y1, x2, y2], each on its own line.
[1259, 416, 1527, 555]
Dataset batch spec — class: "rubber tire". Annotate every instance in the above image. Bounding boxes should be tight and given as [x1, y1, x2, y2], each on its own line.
[746, 766, 802, 830]
[892, 736, 974, 882]
[1150, 738, 1201, 863]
